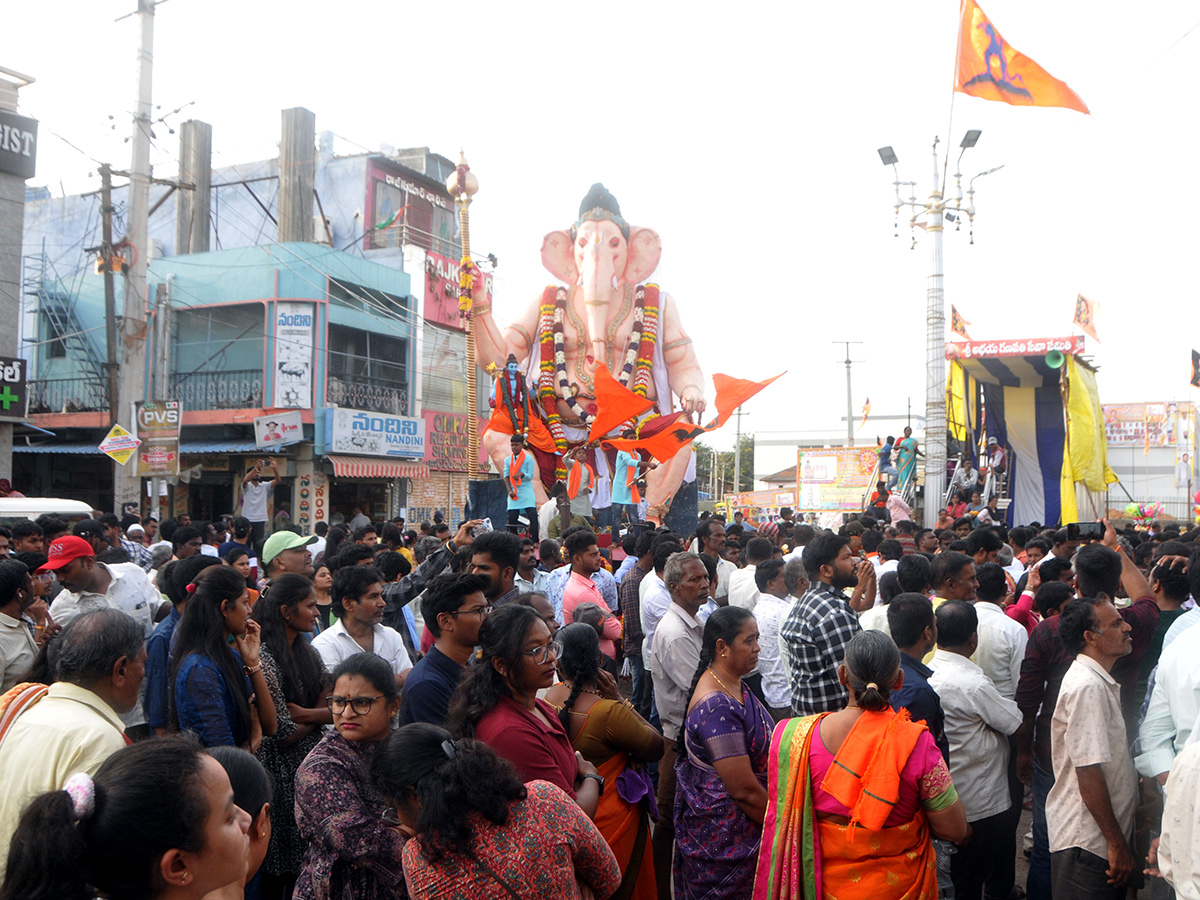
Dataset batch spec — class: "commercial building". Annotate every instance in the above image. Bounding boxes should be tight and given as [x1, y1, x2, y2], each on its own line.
[16, 109, 488, 525]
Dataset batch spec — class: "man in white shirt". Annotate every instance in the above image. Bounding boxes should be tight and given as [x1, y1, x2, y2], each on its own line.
[929, 600, 1023, 900]
[693, 520, 736, 604]
[313, 564, 412, 688]
[514, 536, 551, 594]
[972, 563, 1028, 701]
[752, 559, 792, 720]
[1150, 738, 1200, 900]
[639, 539, 682, 670]
[1047, 597, 1139, 898]
[240, 458, 279, 548]
[1137, 614, 1200, 784]
[728, 536, 774, 612]
[347, 501, 372, 533]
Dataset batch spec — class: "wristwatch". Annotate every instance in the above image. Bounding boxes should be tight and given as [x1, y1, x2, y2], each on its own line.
[582, 773, 605, 795]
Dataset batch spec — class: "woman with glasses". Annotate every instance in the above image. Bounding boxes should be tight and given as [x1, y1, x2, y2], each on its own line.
[545, 623, 664, 900]
[250, 574, 332, 900]
[446, 604, 604, 818]
[294, 652, 405, 900]
[371, 722, 621, 900]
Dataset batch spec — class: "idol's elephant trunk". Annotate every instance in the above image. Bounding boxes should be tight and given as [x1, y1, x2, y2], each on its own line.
[581, 232, 612, 364]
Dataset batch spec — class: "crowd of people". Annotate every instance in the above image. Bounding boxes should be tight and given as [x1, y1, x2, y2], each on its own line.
[1, 493, 1199, 900]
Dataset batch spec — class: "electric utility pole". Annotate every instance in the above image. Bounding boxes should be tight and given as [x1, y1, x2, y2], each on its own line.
[112, 0, 157, 514]
[97, 165, 119, 424]
[833, 341, 864, 446]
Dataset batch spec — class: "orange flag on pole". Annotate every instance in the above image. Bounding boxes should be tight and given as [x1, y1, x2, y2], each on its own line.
[955, 0, 1089, 114]
[1073, 293, 1100, 342]
[950, 305, 973, 340]
[586, 363, 656, 443]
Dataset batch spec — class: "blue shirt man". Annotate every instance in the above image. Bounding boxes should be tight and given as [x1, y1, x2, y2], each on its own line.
[143, 605, 180, 733]
[503, 434, 539, 536]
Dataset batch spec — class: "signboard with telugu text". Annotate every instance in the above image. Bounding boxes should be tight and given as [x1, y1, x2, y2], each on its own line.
[945, 336, 1085, 360]
[0, 357, 28, 421]
[324, 407, 426, 459]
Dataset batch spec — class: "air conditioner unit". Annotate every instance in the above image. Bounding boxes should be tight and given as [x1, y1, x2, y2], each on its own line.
[314, 215, 331, 246]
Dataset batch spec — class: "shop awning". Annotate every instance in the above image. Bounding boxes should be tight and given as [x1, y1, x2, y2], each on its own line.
[12, 442, 105, 454]
[179, 439, 262, 453]
[327, 456, 429, 479]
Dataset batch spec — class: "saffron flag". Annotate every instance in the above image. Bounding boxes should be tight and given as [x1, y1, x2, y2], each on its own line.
[1191, 349, 1200, 388]
[1073, 294, 1100, 342]
[955, 0, 1089, 114]
[950, 305, 973, 340]
[586, 363, 656, 443]
[859, 397, 871, 429]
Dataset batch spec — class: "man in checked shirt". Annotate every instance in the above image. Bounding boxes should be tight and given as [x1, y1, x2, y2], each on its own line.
[781, 531, 871, 715]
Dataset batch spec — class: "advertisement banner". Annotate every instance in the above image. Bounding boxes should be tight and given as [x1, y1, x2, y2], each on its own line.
[422, 250, 494, 331]
[945, 336, 1085, 360]
[325, 407, 426, 459]
[133, 400, 181, 477]
[0, 110, 37, 179]
[796, 447, 880, 512]
[100, 423, 139, 466]
[273, 302, 315, 408]
[254, 411, 304, 448]
[0, 357, 29, 421]
[422, 410, 490, 472]
[1102, 401, 1195, 449]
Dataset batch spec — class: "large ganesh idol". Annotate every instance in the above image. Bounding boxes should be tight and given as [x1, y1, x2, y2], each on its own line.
[474, 184, 705, 519]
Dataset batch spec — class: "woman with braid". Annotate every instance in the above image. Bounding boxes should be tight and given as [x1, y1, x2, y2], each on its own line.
[672, 606, 773, 900]
[545, 624, 663, 900]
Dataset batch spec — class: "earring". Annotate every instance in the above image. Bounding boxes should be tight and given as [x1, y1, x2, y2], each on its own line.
[181, 872, 190, 884]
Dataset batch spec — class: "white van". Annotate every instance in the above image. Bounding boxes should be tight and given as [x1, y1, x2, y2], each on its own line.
[0, 498, 96, 528]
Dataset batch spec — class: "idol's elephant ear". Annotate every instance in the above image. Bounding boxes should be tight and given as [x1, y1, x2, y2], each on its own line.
[541, 230, 577, 284]
[625, 227, 662, 285]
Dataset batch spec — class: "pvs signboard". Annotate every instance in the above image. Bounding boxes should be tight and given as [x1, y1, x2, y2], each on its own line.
[133, 400, 182, 477]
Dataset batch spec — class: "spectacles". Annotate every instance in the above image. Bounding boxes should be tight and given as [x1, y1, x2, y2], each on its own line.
[519, 640, 563, 666]
[449, 606, 489, 620]
[326, 695, 386, 715]
[33, 573, 54, 583]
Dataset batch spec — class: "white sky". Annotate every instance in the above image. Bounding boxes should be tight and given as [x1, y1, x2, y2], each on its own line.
[8, 0, 1199, 452]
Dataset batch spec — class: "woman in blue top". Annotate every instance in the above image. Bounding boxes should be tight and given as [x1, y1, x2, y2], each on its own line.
[170, 565, 277, 748]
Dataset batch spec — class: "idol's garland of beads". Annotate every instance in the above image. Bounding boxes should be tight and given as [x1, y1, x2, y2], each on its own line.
[538, 288, 570, 478]
[630, 286, 659, 399]
[500, 367, 532, 437]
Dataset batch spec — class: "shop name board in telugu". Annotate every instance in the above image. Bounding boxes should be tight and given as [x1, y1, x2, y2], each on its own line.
[326, 407, 426, 459]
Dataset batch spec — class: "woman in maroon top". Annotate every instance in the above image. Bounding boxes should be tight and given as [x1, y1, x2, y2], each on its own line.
[446, 604, 603, 818]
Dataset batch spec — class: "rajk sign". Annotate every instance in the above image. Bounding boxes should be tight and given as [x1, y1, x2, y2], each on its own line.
[0, 357, 28, 421]
[0, 111, 37, 179]
[134, 400, 182, 477]
[325, 407, 426, 459]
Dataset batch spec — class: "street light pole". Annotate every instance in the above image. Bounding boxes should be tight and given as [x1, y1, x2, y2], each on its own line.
[878, 132, 1001, 529]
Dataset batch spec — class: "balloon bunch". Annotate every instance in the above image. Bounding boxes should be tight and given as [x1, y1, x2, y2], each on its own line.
[1125, 501, 1166, 525]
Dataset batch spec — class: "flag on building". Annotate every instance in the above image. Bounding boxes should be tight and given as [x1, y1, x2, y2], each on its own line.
[1191, 349, 1200, 388]
[955, 0, 1090, 114]
[1073, 294, 1100, 342]
[950, 305, 973, 340]
[374, 204, 408, 230]
[859, 398, 871, 429]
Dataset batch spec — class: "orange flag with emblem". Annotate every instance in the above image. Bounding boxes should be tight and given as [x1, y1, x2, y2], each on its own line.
[1073, 294, 1100, 342]
[955, 0, 1089, 114]
[950, 305, 973, 340]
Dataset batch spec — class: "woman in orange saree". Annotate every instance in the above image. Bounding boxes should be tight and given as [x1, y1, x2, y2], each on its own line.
[753, 631, 969, 900]
[547, 623, 665, 900]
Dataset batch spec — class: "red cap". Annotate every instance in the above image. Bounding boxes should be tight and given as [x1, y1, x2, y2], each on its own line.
[40, 535, 96, 571]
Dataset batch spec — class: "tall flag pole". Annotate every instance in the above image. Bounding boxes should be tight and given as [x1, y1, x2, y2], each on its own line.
[446, 153, 480, 478]
[955, 0, 1090, 114]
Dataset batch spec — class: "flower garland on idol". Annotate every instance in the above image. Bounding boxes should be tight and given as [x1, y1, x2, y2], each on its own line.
[537, 284, 661, 480]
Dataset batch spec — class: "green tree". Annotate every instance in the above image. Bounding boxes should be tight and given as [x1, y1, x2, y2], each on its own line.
[694, 436, 755, 496]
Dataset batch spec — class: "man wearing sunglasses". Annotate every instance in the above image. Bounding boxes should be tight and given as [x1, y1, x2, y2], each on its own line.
[400, 573, 490, 728]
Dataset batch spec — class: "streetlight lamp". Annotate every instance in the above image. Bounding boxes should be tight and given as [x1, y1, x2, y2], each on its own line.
[877, 133, 1002, 528]
[446, 152, 480, 478]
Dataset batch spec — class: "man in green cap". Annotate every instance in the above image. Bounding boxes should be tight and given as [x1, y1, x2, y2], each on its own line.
[261, 531, 317, 581]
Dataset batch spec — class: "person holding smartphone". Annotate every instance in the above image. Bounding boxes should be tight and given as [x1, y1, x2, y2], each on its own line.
[241, 458, 280, 551]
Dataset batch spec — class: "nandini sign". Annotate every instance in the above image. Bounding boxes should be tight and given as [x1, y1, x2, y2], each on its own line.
[325, 407, 426, 459]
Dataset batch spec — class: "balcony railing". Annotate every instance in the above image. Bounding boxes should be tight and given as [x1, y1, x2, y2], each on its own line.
[327, 376, 408, 415]
[27, 377, 108, 414]
[170, 370, 264, 411]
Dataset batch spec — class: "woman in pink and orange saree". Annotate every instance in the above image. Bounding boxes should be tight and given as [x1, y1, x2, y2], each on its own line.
[753, 631, 970, 900]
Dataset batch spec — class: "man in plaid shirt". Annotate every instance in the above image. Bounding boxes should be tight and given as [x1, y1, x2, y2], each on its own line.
[781, 532, 866, 715]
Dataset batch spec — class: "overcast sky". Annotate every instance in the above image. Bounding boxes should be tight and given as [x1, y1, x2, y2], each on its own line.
[8, 1, 1199, 451]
